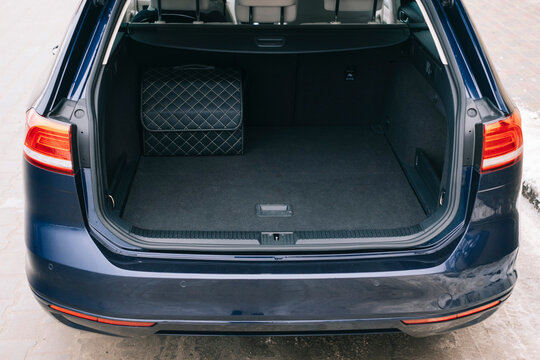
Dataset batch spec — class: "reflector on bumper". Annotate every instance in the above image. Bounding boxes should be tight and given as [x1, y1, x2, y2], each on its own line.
[49, 304, 155, 327]
[402, 300, 501, 325]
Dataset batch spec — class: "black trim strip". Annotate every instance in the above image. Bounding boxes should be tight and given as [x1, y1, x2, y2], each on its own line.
[131, 225, 423, 242]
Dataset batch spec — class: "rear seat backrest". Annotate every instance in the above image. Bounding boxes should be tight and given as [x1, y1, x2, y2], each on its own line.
[149, 0, 211, 11]
[324, 0, 381, 12]
[324, 0, 383, 22]
[236, 0, 297, 24]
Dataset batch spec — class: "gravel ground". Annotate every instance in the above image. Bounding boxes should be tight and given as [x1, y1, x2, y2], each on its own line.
[0, 0, 539, 359]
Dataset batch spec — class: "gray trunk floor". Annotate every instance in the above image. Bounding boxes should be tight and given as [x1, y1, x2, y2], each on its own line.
[122, 126, 426, 232]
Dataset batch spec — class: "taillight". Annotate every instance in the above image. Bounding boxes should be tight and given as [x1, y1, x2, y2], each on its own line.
[481, 111, 523, 172]
[23, 109, 73, 175]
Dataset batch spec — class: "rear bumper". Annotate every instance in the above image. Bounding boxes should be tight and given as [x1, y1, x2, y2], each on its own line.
[24, 162, 520, 337]
[35, 292, 506, 337]
[26, 220, 517, 337]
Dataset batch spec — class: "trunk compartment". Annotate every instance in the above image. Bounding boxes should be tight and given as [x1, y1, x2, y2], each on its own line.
[93, 28, 455, 249]
[123, 126, 425, 232]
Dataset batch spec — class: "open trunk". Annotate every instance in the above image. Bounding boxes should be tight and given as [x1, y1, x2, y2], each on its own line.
[94, 25, 456, 250]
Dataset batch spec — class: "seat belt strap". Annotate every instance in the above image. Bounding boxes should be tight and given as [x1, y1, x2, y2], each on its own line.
[157, 0, 163, 22]
[371, 0, 378, 22]
[195, 0, 201, 22]
[333, 0, 341, 23]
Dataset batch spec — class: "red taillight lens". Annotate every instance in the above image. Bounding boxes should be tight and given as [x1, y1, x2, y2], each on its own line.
[23, 109, 73, 175]
[481, 111, 523, 172]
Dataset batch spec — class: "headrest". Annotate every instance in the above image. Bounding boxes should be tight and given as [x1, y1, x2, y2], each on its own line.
[237, 0, 296, 6]
[236, 0, 297, 23]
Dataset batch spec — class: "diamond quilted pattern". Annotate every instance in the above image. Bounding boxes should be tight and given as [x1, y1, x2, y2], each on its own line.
[142, 67, 242, 132]
[144, 128, 244, 156]
[141, 66, 243, 156]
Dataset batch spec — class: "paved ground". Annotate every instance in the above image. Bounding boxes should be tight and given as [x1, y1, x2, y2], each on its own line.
[464, 0, 540, 207]
[0, 0, 539, 359]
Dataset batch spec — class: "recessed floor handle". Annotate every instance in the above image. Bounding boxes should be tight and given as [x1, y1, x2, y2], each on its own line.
[256, 204, 293, 217]
[256, 37, 285, 48]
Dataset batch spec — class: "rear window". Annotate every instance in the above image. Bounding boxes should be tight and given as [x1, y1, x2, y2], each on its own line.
[123, 0, 413, 25]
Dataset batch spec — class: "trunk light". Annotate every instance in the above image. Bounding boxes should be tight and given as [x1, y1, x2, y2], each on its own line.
[49, 305, 156, 327]
[24, 109, 73, 175]
[481, 111, 523, 172]
[402, 300, 501, 325]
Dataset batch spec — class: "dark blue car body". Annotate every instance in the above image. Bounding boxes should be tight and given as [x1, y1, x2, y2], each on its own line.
[25, 0, 520, 337]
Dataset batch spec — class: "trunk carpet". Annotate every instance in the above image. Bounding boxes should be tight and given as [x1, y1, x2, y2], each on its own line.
[122, 126, 426, 232]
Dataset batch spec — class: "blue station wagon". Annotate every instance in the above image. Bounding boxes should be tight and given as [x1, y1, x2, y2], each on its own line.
[25, 0, 522, 337]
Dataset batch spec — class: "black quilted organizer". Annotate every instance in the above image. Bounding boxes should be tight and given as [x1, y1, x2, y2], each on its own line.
[141, 65, 243, 156]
